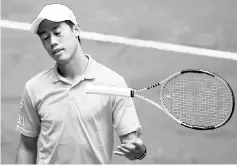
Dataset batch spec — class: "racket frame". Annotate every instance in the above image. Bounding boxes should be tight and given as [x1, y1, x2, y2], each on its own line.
[85, 69, 235, 130]
[133, 69, 235, 130]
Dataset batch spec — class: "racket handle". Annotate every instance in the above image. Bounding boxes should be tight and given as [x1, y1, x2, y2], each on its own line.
[85, 84, 133, 97]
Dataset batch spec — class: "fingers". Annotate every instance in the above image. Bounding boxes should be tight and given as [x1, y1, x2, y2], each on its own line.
[117, 139, 143, 153]
[117, 145, 133, 154]
[121, 144, 136, 151]
[113, 151, 136, 160]
[113, 144, 135, 156]
[113, 150, 125, 156]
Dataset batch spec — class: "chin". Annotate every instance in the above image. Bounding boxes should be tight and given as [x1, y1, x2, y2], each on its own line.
[54, 54, 72, 64]
[56, 58, 71, 64]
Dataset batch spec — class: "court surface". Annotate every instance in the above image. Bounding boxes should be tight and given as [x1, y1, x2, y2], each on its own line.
[1, 0, 237, 164]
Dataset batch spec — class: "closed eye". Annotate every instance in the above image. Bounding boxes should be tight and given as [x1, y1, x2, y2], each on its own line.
[54, 31, 61, 36]
[38, 30, 49, 41]
[41, 34, 49, 41]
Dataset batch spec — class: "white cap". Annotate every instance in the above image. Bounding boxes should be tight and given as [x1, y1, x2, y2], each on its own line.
[31, 4, 78, 34]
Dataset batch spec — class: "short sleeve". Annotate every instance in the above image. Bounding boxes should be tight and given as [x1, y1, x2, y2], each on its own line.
[112, 79, 142, 137]
[16, 86, 40, 137]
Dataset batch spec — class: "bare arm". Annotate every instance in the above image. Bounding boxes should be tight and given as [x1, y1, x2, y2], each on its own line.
[15, 134, 38, 164]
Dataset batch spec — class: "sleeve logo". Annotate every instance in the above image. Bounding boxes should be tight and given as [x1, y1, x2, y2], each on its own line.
[20, 101, 24, 109]
[17, 114, 24, 126]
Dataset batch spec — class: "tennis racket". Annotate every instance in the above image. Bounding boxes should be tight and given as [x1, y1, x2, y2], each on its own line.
[85, 69, 235, 130]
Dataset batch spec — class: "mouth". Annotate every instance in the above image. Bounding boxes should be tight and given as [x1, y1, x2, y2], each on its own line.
[52, 49, 64, 55]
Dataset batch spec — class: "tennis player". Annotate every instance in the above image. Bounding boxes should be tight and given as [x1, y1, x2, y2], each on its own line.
[15, 3, 146, 164]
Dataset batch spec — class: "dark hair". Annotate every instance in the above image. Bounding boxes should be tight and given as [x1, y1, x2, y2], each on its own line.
[65, 20, 81, 45]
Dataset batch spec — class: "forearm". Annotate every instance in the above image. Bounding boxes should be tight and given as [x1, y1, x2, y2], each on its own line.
[15, 144, 37, 164]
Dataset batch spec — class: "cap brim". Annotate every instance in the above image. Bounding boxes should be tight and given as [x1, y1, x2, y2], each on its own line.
[31, 15, 71, 34]
[31, 17, 45, 34]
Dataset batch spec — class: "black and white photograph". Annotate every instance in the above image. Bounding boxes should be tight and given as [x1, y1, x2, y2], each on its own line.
[1, 0, 237, 164]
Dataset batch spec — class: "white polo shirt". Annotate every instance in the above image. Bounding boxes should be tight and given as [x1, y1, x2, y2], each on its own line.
[16, 55, 142, 164]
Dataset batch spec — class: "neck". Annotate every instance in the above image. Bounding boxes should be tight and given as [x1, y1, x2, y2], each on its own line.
[57, 46, 89, 81]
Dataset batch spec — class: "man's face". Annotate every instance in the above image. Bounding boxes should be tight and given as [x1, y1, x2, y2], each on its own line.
[38, 20, 79, 64]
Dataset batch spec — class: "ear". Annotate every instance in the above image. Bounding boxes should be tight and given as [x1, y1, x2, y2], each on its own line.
[73, 24, 80, 37]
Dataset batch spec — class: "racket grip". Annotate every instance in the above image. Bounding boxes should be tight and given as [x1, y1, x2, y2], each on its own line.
[85, 84, 132, 97]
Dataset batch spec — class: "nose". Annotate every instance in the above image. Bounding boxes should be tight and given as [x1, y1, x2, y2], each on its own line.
[50, 35, 58, 49]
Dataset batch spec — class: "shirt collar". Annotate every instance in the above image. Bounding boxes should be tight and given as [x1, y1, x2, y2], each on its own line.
[51, 54, 97, 84]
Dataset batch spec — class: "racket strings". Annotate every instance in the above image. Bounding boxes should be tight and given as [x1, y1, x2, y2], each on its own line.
[161, 73, 233, 127]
